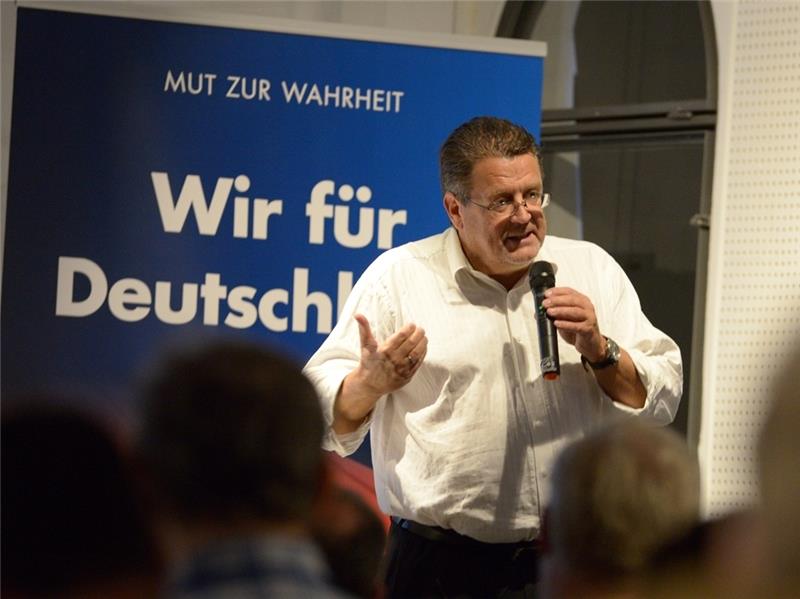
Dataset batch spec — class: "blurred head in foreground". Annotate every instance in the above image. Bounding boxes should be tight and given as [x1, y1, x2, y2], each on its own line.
[539, 419, 701, 598]
[136, 341, 360, 597]
[2, 400, 161, 598]
[758, 344, 800, 595]
[138, 341, 324, 533]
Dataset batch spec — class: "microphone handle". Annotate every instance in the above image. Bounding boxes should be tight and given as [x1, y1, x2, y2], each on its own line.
[534, 286, 560, 380]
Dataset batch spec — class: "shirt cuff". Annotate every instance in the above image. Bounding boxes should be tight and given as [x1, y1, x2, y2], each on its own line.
[611, 347, 680, 424]
[323, 417, 373, 456]
[310, 362, 374, 456]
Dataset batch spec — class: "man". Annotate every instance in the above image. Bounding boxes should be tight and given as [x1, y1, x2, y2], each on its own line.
[304, 116, 682, 597]
[538, 419, 701, 599]
[138, 341, 351, 598]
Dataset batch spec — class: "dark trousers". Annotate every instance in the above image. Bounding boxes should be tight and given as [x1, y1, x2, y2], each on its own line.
[384, 520, 540, 599]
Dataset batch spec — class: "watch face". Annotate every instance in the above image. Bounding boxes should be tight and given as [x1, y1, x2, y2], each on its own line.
[582, 337, 621, 370]
[589, 337, 620, 369]
[606, 337, 621, 363]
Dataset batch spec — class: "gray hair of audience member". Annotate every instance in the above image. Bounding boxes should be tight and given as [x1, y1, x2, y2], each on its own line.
[137, 341, 324, 523]
[758, 344, 800, 586]
[439, 115, 543, 203]
[547, 419, 701, 578]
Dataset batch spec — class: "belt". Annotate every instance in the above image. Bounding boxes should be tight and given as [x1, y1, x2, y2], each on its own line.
[392, 517, 540, 551]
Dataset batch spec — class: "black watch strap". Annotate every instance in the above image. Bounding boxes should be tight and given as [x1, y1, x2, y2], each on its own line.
[581, 336, 621, 371]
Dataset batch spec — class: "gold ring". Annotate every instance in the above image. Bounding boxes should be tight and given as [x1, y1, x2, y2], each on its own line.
[406, 355, 417, 367]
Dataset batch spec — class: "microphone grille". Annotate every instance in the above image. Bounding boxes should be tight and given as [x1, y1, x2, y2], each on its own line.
[529, 261, 555, 288]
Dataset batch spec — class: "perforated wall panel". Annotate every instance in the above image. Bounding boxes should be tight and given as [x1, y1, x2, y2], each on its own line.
[703, 0, 800, 516]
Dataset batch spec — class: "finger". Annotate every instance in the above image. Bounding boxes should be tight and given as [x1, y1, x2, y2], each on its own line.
[403, 343, 428, 375]
[545, 286, 579, 297]
[382, 324, 419, 359]
[401, 332, 428, 362]
[546, 306, 591, 322]
[414, 333, 428, 355]
[544, 290, 594, 312]
[393, 327, 426, 360]
[551, 318, 598, 337]
[388, 330, 427, 374]
[543, 289, 590, 307]
[411, 336, 429, 366]
[354, 314, 377, 352]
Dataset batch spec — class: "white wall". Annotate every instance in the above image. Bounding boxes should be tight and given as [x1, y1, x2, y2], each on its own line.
[701, 0, 800, 517]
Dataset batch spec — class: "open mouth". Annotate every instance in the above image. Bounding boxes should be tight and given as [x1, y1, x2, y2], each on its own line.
[503, 230, 535, 250]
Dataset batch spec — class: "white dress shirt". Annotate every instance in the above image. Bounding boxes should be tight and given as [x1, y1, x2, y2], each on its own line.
[303, 228, 682, 543]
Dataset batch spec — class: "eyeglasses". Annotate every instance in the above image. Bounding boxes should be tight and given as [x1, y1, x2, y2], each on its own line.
[466, 191, 550, 217]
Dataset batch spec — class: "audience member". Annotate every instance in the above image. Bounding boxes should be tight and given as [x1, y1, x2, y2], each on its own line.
[633, 345, 800, 599]
[312, 487, 388, 598]
[538, 419, 700, 599]
[640, 509, 766, 599]
[1, 400, 162, 598]
[757, 344, 800, 596]
[136, 341, 352, 598]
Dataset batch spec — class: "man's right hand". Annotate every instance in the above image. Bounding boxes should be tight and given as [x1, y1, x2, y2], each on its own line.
[332, 314, 427, 434]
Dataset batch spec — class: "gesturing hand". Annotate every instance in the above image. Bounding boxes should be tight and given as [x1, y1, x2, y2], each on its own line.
[332, 314, 429, 433]
[353, 314, 428, 397]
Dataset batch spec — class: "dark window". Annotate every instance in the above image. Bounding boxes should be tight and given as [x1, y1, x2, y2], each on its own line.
[499, 0, 716, 442]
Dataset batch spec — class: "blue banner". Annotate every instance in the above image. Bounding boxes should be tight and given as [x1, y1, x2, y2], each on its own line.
[2, 7, 543, 403]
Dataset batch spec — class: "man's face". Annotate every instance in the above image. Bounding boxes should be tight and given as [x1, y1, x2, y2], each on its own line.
[445, 153, 546, 287]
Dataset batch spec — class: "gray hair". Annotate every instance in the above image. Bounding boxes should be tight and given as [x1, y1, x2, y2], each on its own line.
[547, 419, 701, 578]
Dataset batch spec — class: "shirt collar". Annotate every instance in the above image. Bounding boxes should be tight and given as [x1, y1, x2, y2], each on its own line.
[444, 227, 556, 292]
[443, 227, 504, 291]
[444, 226, 473, 278]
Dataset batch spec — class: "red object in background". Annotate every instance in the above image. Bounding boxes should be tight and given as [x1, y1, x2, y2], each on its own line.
[325, 453, 390, 533]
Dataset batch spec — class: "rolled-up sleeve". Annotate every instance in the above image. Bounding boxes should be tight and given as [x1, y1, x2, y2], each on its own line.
[615, 345, 683, 424]
[598, 249, 683, 425]
[304, 354, 374, 455]
[303, 258, 395, 456]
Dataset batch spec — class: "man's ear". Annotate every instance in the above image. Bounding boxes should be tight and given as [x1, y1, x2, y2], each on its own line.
[444, 192, 464, 230]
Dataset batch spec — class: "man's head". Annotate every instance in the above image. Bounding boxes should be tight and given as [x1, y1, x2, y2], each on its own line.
[137, 341, 324, 527]
[2, 401, 162, 597]
[541, 420, 700, 595]
[440, 115, 542, 203]
[440, 116, 547, 288]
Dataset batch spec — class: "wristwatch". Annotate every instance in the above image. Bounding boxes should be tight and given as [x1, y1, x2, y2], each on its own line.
[581, 336, 621, 371]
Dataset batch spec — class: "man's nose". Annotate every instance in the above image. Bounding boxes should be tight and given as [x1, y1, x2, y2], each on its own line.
[510, 198, 535, 222]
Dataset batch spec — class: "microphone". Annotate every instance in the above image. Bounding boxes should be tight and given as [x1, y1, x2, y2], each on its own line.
[529, 261, 560, 381]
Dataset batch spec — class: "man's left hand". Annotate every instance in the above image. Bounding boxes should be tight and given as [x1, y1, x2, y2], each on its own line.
[542, 286, 646, 408]
[541, 287, 606, 362]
